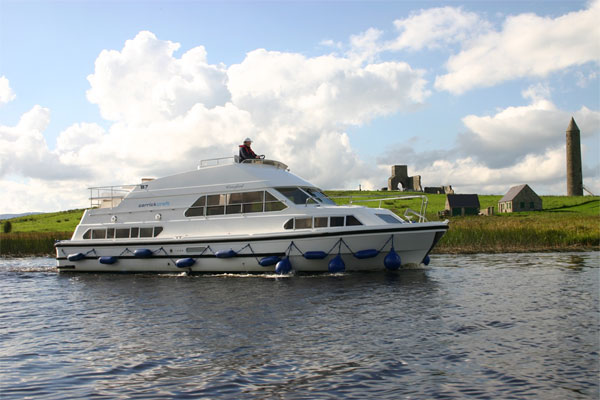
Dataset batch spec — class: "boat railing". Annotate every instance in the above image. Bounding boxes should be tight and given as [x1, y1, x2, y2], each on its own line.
[330, 194, 429, 223]
[198, 156, 289, 170]
[198, 157, 236, 168]
[88, 185, 137, 209]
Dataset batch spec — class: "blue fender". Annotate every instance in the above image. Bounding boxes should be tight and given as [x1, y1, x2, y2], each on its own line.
[384, 249, 402, 270]
[259, 256, 281, 266]
[67, 252, 85, 261]
[275, 257, 292, 274]
[215, 249, 237, 258]
[328, 254, 345, 273]
[176, 258, 195, 268]
[98, 256, 117, 265]
[354, 249, 379, 259]
[134, 248, 153, 258]
[303, 251, 328, 260]
[422, 255, 431, 266]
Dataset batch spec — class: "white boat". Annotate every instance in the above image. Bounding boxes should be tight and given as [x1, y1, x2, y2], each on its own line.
[55, 157, 449, 273]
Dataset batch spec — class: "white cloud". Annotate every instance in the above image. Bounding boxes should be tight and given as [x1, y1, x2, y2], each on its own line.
[459, 95, 600, 168]
[0, 106, 88, 180]
[228, 49, 429, 129]
[86, 31, 230, 125]
[1, 30, 429, 213]
[435, 1, 600, 93]
[389, 6, 491, 51]
[0, 76, 16, 105]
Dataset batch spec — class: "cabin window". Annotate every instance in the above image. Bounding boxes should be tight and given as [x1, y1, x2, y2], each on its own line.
[284, 219, 294, 230]
[376, 214, 402, 224]
[131, 227, 139, 238]
[185, 196, 206, 217]
[346, 215, 363, 226]
[330, 216, 345, 227]
[185, 207, 205, 217]
[265, 201, 286, 212]
[207, 206, 225, 216]
[92, 229, 106, 239]
[207, 194, 227, 206]
[304, 188, 336, 205]
[226, 204, 242, 214]
[206, 194, 226, 215]
[295, 218, 312, 229]
[140, 227, 153, 238]
[276, 187, 313, 205]
[153, 227, 163, 237]
[186, 191, 287, 217]
[265, 191, 286, 211]
[116, 228, 129, 238]
[106, 228, 115, 239]
[314, 217, 328, 228]
[83, 229, 91, 239]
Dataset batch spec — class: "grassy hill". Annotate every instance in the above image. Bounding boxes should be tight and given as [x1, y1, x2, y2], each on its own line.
[1, 193, 598, 255]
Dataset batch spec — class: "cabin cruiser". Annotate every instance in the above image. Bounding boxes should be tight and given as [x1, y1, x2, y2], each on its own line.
[55, 158, 449, 273]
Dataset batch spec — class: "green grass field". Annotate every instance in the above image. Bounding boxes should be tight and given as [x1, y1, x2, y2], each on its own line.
[1, 193, 598, 255]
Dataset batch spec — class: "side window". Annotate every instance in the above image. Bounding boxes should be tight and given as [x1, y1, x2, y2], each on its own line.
[185, 196, 206, 217]
[241, 191, 264, 213]
[153, 227, 163, 237]
[276, 187, 312, 205]
[284, 219, 294, 230]
[140, 227, 153, 238]
[92, 229, 106, 239]
[346, 215, 362, 226]
[314, 217, 328, 228]
[116, 228, 129, 238]
[265, 191, 287, 212]
[107, 228, 115, 239]
[131, 227, 139, 238]
[83, 229, 91, 239]
[330, 216, 344, 227]
[207, 194, 226, 215]
[295, 218, 312, 229]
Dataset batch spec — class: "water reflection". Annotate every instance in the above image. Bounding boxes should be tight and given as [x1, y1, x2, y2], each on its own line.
[0, 253, 598, 399]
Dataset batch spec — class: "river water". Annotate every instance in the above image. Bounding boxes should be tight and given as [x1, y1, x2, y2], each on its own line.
[1, 252, 598, 399]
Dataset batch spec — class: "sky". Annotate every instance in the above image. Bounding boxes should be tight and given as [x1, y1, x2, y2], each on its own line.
[0, 0, 599, 213]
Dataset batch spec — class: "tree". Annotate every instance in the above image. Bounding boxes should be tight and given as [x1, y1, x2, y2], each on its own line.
[3, 221, 11, 233]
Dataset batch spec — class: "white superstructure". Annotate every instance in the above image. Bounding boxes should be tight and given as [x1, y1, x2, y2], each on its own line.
[55, 158, 448, 273]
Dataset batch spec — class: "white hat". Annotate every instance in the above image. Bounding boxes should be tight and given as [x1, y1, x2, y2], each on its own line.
[243, 137, 252, 143]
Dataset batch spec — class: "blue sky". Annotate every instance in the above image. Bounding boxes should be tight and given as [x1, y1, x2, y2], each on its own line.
[0, 0, 599, 212]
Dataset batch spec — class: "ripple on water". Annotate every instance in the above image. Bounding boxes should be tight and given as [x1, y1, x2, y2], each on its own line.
[0, 253, 598, 399]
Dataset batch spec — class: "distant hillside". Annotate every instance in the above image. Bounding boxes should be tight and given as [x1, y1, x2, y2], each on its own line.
[0, 212, 42, 220]
[3, 209, 85, 233]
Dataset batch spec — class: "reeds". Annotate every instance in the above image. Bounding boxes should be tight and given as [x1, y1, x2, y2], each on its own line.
[0, 232, 72, 256]
[435, 215, 599, 253]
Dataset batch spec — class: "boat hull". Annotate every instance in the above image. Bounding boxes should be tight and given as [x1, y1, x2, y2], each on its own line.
[55, 224, 448, 273]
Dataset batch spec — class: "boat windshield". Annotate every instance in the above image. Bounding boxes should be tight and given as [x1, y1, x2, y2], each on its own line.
[275, 187, 316, 205]
[304, 188, 336, 205]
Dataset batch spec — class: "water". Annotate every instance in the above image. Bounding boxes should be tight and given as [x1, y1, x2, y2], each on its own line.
[1, 253, 598, 399]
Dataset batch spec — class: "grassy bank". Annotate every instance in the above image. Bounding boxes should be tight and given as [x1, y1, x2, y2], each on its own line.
[326, 191, 599, 253]
[0, 194, 598, 256]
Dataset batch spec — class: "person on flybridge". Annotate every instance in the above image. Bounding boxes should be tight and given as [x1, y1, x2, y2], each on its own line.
[238, 138, 264, 162]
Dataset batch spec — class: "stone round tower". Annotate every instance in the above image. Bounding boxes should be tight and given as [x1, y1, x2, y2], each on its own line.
[566, 117, 583, 196]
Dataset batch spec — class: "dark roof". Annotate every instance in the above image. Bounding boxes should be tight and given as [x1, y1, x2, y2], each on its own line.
[446, 194, 480, 208]
[499, 184, 532, 202]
